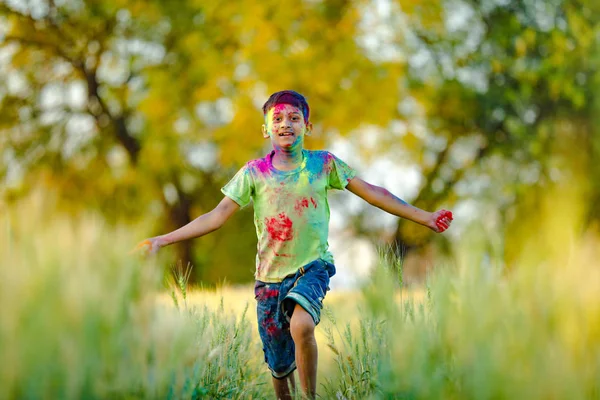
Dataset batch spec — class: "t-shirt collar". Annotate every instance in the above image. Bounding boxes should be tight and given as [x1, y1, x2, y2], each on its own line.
[267, 149, 307, 175]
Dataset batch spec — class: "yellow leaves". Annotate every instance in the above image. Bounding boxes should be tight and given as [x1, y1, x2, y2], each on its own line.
[213, 97, 264, 167]
[397, 0, 444, 33]
[514, 37, 527, 58]
[139, 93, 170, 123]
[565, 5, 595, 51]
[402, 131, 422, 154]
[192, 84, 222, 104]
[523, 28, 536, 46]
[491, 59, 503, 74]
[111, 0, 131, 8]
[6, 13, 25, 36]
[10, 47, 32, 69]
[181, 32, 203, 54]
[514, 27, 537, 58]
[128, 0, 161, 22]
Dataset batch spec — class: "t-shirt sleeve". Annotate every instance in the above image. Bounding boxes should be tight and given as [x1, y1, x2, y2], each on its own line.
[221, 164, 254, 207]
[327, 152, 357, 190]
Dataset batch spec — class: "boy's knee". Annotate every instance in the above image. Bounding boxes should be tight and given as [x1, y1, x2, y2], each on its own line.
[290, 304, 315, 342]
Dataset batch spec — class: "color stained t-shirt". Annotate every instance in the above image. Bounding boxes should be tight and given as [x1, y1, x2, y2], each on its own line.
[221, 149, 356, 282]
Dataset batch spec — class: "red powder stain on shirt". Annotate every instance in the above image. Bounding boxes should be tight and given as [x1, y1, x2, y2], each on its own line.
[294, 197, 318, 216]
[265, 213, 293, 241]
[294, 198, 310, 215]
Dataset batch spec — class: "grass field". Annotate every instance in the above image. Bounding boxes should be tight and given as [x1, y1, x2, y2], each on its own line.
[2, 196, 599, 399]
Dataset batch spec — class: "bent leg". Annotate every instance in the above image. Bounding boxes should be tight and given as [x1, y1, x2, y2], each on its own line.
[290, 303, 318, 399]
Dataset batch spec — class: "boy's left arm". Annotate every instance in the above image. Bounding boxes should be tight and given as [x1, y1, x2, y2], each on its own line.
[346, 177, 453, 233]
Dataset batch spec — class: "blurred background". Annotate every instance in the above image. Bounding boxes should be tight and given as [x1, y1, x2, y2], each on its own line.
[1, 0, 599, 286]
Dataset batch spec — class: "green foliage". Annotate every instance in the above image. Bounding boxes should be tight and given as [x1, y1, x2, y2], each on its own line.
[382, 0, 600, 259]
[2, 194, 600, 399]
[0, 0, 403, 282]
[0, 197, 266, 399]
[320, 242, 600, 399]
[1, 0, 599, 283]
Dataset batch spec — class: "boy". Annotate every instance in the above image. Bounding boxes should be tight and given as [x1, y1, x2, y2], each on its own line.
[137, 90, 453, 399]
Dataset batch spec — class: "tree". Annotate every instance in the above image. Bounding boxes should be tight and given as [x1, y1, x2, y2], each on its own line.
[0, 0, 403, 282]
[383, 0, 600, 267]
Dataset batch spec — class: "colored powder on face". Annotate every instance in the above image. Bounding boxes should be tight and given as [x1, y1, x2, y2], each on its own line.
[310, 197, 317, 208]
[273, 104, 289, 112]
[265, 213, 294, 241]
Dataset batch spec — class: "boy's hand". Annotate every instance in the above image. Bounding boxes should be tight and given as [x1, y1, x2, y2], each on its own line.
[429, 210, 453, 233]
[131, 236, 165, 256]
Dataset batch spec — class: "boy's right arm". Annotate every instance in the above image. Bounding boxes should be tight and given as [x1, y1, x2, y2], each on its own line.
[136, 196, 240, 255]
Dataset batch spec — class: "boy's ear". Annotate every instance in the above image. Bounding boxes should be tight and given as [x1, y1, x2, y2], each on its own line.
[261, 124, 270, 139]
[305, 121, 313, 136]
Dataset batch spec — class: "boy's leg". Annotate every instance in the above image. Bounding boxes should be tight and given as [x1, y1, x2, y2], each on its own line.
[255, 280, 297, 398]
[290, 303, 318, 399]
[272, 374, 296, 400]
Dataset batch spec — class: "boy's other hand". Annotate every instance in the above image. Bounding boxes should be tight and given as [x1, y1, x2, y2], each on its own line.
[429, 210, 453, 233]
[131, 236, 164, 256]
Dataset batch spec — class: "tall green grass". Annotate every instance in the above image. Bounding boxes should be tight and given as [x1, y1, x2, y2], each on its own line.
[320, 208, 600, 399]
[0, 197, 266, 399]
[3, 194, 599, 399]
[321, 248, 600, 399]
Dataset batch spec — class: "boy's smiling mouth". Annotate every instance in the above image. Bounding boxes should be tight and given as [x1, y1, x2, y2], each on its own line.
[278, 132, 294, 137]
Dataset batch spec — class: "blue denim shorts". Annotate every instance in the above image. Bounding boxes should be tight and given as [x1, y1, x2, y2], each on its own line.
[254, 259, 336, 379]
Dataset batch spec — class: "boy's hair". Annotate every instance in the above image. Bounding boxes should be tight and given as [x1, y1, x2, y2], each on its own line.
[262, 90, 310, 123]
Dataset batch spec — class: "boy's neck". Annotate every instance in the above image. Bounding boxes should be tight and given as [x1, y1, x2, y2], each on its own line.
[272, 147, 304, 171]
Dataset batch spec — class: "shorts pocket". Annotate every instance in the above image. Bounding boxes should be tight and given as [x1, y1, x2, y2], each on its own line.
[254, 281, 267, 299]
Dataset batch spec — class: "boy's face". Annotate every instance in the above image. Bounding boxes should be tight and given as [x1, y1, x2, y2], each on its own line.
[262, 103, 312, 150]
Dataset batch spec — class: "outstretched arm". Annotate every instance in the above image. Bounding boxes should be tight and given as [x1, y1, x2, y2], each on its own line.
[135, 196, 240, 254]
[346, 177, 452, 233]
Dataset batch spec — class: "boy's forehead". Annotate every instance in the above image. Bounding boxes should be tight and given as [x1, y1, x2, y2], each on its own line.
[268, 103, 303, 114]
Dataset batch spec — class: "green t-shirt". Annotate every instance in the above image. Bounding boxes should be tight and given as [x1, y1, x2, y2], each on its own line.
[221, 149, 356, 282]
